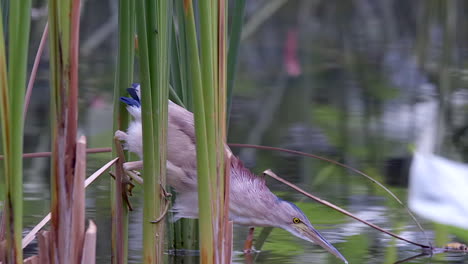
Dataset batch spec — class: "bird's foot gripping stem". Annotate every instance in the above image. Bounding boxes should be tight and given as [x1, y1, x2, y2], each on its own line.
[114, 130, 172, 223]
[151, 185, 172, 223]
[112, 130, 139, 210]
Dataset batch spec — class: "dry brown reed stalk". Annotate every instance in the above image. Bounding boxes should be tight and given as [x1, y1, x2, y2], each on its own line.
[222, 155, 233, 263]
[48, 0, 82, 261]
[22, 158, 118, 249]
[37, 231, 51, 263]
[81, 221, 97, 264]
[215, 0, 232, 261]
[70, 136, 86, 262]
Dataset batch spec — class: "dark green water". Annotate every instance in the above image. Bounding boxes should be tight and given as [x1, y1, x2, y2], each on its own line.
[21, 0, 468, 263]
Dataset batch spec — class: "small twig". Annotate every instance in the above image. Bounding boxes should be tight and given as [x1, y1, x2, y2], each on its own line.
[263, 169, 431, 249]
[22, 158, 118, 248]
[150, 200, 170, 224]
[0, 147, 112, 160]
[151, 185, 172, 223]
[151, 186, 172, 223]
[24, 22, 48, 119]
[231, 143, 429, 245]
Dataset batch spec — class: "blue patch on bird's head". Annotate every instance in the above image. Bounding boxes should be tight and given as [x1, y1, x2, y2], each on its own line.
[120, 96, 140, 107]
[277, 198, 308, 220]
[120, 83, 141, 107]
[131, 83, 140, 89]
[126, 88, 140, 101]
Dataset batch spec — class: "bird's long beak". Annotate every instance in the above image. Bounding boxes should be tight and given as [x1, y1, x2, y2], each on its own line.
[297, 224, 348, 264]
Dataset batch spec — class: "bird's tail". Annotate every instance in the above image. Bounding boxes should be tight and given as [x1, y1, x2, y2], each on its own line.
[120, 83, 141, 120]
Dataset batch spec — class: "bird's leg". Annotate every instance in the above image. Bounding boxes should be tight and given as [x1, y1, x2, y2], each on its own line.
[123, 161, 144, 185]
[115, 130, 128, 141]
[126, 170, 143, 185]
[114, 130, 171, 221]
[243, 227, 255, 254]
[159, 183, 171, 198]
[244, 252, 254, 264]
[114, 130, 144, 184]
[113, 131, 136, 210]
[123, 160, 143, 171]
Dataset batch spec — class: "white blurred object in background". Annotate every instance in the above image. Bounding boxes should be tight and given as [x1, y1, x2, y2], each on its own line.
[409, 153, 468, 229]
[408, 91, 468, 230]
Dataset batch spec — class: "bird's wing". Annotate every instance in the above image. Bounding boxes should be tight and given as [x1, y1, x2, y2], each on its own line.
[168, 101, 234, 157]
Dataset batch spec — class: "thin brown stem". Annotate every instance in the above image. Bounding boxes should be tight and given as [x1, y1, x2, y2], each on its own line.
[24, 22, 48, 119]
[0, 147, 112, 160]
[263, 169, 430, 249]
[229, 143, 429, 244]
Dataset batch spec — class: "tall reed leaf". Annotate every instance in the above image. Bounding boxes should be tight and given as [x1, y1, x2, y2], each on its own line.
[168, 2, 199, 251]
[0, 1, 32, 262]
[182, 1, 215, 262]
[182, 0, 231, 262]
[111, 0, 134, 262]
[151, 0, 172, 260]
[216, 0, 232, 262]
[135, 1, 157, 262]
[198, 0, 217, 188]
[135, 0, 171, 262]
[0, 9, 14, 263]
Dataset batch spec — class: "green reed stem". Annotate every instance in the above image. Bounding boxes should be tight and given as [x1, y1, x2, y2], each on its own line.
[0, 1, 31, 262]
[183, 1, 215, 262]
[111, 0, 134, 262]
[136, 0, 171, 262]
[0, 9, 13, 263]
[135, 1, 157, 263]
[153, 0, 172, 260]
[198, 1, 217, 192]
[168, 2, 198, 252]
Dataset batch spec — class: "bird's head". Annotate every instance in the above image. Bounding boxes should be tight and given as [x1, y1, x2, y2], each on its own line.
[273, 199, 348, 264]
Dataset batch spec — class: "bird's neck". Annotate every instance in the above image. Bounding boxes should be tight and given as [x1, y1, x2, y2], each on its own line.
[228, 160, 282, 227]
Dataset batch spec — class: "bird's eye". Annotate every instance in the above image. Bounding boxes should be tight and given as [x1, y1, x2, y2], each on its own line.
[292, 217, 301, 224]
